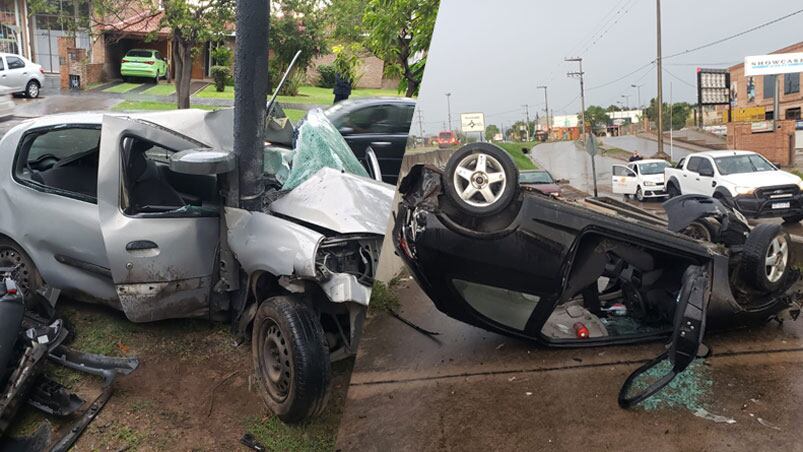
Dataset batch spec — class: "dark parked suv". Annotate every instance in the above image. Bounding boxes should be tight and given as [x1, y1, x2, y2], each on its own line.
[325, 97, 415, 184]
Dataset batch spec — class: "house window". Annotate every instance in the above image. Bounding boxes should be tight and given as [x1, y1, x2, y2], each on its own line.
[786, 108, 801, 120]
[784, 73, 800, 95]
[764, 74, 777, 99]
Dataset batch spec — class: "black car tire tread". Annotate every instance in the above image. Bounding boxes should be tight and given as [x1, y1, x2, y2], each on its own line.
[252, 295, 331, 423]
[443, 143, 519, 217]
[740, 224, 791, 292]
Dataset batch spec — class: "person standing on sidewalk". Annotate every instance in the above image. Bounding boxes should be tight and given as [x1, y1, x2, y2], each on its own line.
[333, 73, 352, 104]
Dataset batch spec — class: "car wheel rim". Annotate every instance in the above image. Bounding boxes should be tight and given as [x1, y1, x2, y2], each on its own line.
[453, 153, 507, 208]
[0, 247, 32, 295]
[260, 321, 291, 401]
[636, 189, 643, 201]
[682, 223, 710, 241]
[765, 236, 788, 283]
[28, 84, 38, 97]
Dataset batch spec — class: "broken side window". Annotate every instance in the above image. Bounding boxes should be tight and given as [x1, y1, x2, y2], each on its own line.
[282, 109, 369, 191]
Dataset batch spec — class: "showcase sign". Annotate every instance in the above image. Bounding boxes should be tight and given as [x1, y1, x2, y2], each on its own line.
[460, 112, 485, 133]
[744, 53, 803, 76]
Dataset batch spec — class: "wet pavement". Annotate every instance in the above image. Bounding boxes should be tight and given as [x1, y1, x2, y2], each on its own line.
[603, 135, 694, 160]
[336, 279, 803, 451]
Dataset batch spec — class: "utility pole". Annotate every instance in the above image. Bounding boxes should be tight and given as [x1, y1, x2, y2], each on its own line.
[537, 85, 550, 137]
[655, 0, 667, 158]
[669, 82, 674, 161]
[566, 57, 586, 138]
[522, 104, 531, 142]
[445, 92, 452, 132]
[631, 84, 642, 108]
[417, 109, 424, 140]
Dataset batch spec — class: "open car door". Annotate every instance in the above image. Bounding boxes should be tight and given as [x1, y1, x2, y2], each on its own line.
[611, 164, 638, 195]
[618, 265, 710, 408]
[97, 115, 219, 323]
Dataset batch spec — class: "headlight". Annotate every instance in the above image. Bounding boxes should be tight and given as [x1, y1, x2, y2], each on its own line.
[316, 236, 381, 285]
[643, 181, 657, 186]
[734, 186, 755, 196]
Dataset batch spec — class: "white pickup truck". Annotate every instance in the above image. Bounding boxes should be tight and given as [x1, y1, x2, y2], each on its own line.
[611, 159, 671, 201]
[664, 150, 803, 222]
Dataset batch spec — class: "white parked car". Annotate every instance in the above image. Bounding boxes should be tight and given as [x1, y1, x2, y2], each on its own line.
[0, 53, 44, 98]
[611, 158, 670, 201]
[664, 150, 803, 222]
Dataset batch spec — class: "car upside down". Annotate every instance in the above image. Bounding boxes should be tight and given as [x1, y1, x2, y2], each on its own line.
[392, 143, 802, 407]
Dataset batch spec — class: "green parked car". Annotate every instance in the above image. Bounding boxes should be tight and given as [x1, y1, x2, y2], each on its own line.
[120, 49, 168, 84]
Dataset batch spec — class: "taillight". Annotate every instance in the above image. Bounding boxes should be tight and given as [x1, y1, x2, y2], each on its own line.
[122, 59, 129, 63]
[144, 61, 154, 65]
[574, 322, 589, 339]
[39, 67, 44, 74]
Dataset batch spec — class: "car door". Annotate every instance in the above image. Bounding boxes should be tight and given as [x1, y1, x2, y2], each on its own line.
[3, 56, 27, 91]
[611, 164, 638, 195]
[694, 157, 717, 196]
[97, 115, 219, 323]
[618, 265, 709, 408]
[338, 103, 410, 184]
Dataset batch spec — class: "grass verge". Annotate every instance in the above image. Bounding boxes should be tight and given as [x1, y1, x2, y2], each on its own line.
[495, 142, 538, 170]
[103, 83, 142, 94]
[196, 85, 405, 104]
[113, 100, 307, 122]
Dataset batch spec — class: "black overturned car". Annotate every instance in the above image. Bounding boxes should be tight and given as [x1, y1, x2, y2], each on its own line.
[393, 142, 801, 406]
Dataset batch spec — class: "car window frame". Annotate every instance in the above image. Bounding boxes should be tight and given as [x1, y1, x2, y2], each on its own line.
[697, 158, 714, 176]
[11, 124, 102, 205]
[6, 55, 24, 70]
[686, 156, 702, 173]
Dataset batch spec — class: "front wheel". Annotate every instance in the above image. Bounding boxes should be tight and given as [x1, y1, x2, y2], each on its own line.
[666, 182, 681, 198]
[443, 143, 519, 217]
[635, 186, 645, 202]
[25, 81, 40, 98]
[252, 295, 331, 423]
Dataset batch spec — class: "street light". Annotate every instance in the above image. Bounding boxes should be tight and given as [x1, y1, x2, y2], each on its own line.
[621, 94, 630, 110]
[445, 93, 452, 132]
[631, 84, 642, 108]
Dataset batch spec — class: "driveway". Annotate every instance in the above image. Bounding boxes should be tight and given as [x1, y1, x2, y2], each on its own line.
[336, 279, 803, 451]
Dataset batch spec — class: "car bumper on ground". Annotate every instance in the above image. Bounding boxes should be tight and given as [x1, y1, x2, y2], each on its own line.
[734, 193, 803, 218]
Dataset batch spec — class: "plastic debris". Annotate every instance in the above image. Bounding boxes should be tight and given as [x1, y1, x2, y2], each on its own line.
[693, 408, 736, 424]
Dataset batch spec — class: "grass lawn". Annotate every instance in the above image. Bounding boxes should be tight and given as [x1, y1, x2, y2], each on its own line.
[195, 85, 404, 105]
[142, 83, 176, 96]
[495, 142, 538, 170]
[103, 83, 142, 94]
[112, 100, 307, 122]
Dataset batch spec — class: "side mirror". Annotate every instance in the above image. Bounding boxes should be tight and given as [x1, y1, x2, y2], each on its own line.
[338, 126, 355, 135]
[170, 148, 235, 175]
[365, 147, 383, 182]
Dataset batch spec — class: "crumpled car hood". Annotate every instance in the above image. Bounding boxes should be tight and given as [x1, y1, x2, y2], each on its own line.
[270, 167, 394, 235]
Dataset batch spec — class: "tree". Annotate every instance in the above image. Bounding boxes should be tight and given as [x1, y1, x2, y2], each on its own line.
[581, 105, 610, 132]
[363, 0, 438, 97]
[485, 124, 500, 141]
[270, 0, 327, 78]
[607, 104, 622, 112]
[644, 98, 692, 131]
[325, 0, 370, 43]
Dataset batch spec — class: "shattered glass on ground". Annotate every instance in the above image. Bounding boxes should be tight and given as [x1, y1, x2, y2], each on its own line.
[282, 109, 368, 191]
[629, 358, 713, 412]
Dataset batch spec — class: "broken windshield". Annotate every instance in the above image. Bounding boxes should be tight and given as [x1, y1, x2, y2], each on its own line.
[282, 109, 369, 190]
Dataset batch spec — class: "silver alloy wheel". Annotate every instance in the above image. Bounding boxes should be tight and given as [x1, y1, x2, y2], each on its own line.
[452, 152, 507, 208]
[765, 235, 789, 283]
[27, 82, 38, 98]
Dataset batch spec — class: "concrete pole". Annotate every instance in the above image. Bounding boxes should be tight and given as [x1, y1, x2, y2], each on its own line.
[523, 104, 530, 142]
[656, 0, 666, 158]
[537, 85, 550, 136]
[234, 0, 269, 211]
[446, 93, 452, 132]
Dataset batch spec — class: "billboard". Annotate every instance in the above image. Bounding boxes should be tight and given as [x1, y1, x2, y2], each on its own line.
[744, 52, 803, 76]
[460, 112, 485, 133]
[723, 106, 766, 123]
[697, 68, 730, 106]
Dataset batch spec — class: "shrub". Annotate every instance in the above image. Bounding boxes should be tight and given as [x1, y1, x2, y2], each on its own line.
[211, 45, 232, 67]
[316, 63, 337, 88]
[210, 66, 231, 92]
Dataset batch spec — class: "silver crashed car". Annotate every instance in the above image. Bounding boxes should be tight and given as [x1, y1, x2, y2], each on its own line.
[0, 104, 393, 422]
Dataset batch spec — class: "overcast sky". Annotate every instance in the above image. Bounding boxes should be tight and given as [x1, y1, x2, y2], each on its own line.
[413, 0, 803, 135]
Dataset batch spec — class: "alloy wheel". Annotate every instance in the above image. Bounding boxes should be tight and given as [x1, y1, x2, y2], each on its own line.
[452, 153, 507, 208]
[765, 236, 788, 283]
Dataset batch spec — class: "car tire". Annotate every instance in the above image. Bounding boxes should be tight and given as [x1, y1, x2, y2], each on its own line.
[666, 181, 681, 198]
[25, 81, 40, 98]
[681, 219, 715, 242]
[252, 295, 331, 423]
[782, 214, 803, 224]
[635, 186, 645, 202]
[740, 224, 792, 292]
[0, 238, 43, 305]
[443, 143, 519, 217]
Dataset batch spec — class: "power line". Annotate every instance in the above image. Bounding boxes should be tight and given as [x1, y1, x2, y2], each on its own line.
[662, 66, 695, 89]
[580, 0, 637, 56]
[587, 61, 655, 91]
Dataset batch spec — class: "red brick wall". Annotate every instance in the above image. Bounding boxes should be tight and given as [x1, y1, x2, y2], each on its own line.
[727, 120, 797, 166]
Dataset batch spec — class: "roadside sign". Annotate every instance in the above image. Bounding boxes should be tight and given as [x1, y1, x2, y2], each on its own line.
[745, 53, 803, 76]
[751, 121, 773, 133]
[585, 133, 597, 157]
[460, 112, 485, 133]
[697, 68, 730, 106]
[725, 106, 766, 123]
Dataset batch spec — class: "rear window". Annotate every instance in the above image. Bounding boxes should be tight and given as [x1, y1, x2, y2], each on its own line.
[126, 50, 154, 58]
[439, 132, 453, 139]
